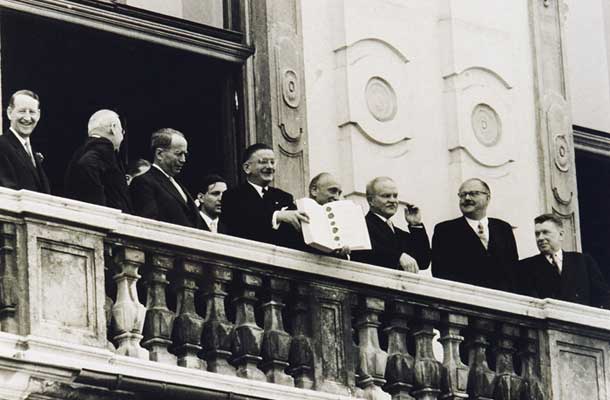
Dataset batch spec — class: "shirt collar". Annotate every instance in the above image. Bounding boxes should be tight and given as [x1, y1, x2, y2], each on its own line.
[373, 213, 391, 223]
[9, 127, 30, 148]
[465, 216, 489, 230]
[199, 210, 218, 227]
[152, 163, 172, 179]
[248, 181, 268, 198]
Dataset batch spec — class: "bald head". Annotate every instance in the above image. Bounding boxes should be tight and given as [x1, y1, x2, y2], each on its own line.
[88, 109, 124, 150]
[309, 172, 343, 205]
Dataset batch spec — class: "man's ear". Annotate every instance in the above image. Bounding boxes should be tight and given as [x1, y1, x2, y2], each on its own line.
[196, 192, 204, 201]
[242, 161, 250, 175]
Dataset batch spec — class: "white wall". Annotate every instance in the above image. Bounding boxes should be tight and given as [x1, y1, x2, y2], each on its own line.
[301, 0, 542, 258]
[565, 0, 610, 132]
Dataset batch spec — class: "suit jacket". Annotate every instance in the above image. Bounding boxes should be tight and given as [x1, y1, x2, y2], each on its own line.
[64, 137, 132, 213]
[431, 217, 518, 291]
[0, 130, 50, 193]
[130, 166, 204, 229]
[518, 252, 610, 308]
[352, 212, 431, 270]
[220, 183, 301, 248]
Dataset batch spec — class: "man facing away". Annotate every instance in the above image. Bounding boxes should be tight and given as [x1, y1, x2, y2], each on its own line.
[352, 176, 430, 272]
[431, 178, 518, 291]
[130, 128, 204, 229]
[196, 174, 227, 233]
[518, 213, 610, 308]
[64, 109, 132, 213]
[0, 89, 50, 193]
[220, 143, 309, 248]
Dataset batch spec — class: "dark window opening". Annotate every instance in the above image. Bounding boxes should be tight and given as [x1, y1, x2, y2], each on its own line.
[1, 9, 245, 198]
[576, 148, 610, 284]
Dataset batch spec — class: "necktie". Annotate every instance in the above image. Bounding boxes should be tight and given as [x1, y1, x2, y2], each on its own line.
[24, 141, 36, 167]
[387, 219, 395, 233]
[209, 220, 218, 233]
[477, 221, 488, 250]
[550, 254, 561, 274]
[261, 187, 268, 198]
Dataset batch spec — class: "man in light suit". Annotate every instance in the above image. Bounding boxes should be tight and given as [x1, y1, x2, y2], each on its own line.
[352, 176, 430, 272]
[220, 143, 308, 247]
[130, 128, 203, 229]
[518, 213, 610, 308]
[431, 178, 518, 291]
[196, 174, 227, 233]
[0, 90, 50, 194]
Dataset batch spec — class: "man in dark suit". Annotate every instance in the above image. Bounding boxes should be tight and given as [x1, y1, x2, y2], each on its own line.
[64, 109, 132, 213]
[0, 90, 50, 193]
[220, 143, 308, 247]
[352, 177, 430, 272]
[196, 174, 227, 233]
[518, 213, 610, 308]
[431, 178, 518, 291]
[130, 128, 203, 229]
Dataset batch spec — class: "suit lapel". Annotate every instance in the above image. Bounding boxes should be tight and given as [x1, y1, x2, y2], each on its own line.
[6, 131, 45, 189]
[367, 212, 395, 239]
[558, 252, 576, 298]
[151, 167, 189, 209]
[460, 217, 487, 252]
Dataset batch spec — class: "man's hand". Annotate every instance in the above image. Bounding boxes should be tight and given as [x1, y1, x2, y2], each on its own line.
[404, 203, 422, 226]
[276, 210, 309, 231]
[332, 245, 351, 258]
[399, 253, 419, 273]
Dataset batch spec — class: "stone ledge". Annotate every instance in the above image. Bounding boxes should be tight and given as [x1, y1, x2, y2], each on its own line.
[0, 333, 360, 400]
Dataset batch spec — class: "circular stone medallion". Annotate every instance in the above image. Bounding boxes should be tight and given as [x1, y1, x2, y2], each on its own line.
[365, 77, 397, 122]
[471, 104, 501, 147]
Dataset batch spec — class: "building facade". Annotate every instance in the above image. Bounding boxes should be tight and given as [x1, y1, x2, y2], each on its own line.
[0, 1, 609, 399]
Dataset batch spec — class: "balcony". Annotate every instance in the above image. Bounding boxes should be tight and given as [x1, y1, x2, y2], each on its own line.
[0, 188, 608, 400]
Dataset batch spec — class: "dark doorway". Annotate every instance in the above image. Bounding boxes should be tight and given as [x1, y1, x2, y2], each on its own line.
[1, 9, 243, 196]
[576, 149, 610, 283]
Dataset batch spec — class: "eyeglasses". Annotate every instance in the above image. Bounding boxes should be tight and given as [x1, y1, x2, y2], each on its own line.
[254, 158, 276, 166]
[458, 191, 488, 199]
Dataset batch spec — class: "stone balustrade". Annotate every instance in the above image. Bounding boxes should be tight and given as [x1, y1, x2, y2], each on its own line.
[0, 189, 609, 400]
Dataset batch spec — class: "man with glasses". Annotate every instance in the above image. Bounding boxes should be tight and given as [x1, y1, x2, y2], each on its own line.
[64, 109, 132, 213]
[130, 128, 204, 229]
[220, 143, 308, 247]
[431, 178, 518, 291]
[0, 89, 50, 193]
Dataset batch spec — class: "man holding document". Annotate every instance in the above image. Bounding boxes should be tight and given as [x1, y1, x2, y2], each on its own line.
[299, 173, 360, 258]
[351, 177, 430, 272]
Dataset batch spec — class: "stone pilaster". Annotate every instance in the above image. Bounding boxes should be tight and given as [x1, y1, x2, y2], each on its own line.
[171, 258, 204, 369]
[111, 246, 148, 359]
[142, 253, 176, 364]
[0, 222, 17, 333]
[383, 299, 415, 400]
[201, 264, 235, 375]
[232, 271, 266, 381]
[261, 277, 294, 386]
[439, 313, 469, 400]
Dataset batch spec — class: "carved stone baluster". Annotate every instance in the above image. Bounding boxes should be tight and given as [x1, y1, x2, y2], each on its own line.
[466, 318, 496, 400]
[142, 253, 176, 364]
[356, 296, 389, 399]
[412, 307, 442, 400]
[439, 313, 469, 399]
[0, 223, 17, 333]
[172, 259, 205, 369]
[261, 277, 294, 385]
[111, 246, 148, 359]
[519, 328, 545, 400]
[201, 265, 235, 375]
[232, 272, 266, 381]
[287, 283, 314, 389]
[383, 299, 415, 400]
[493, 323, 523, 400]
